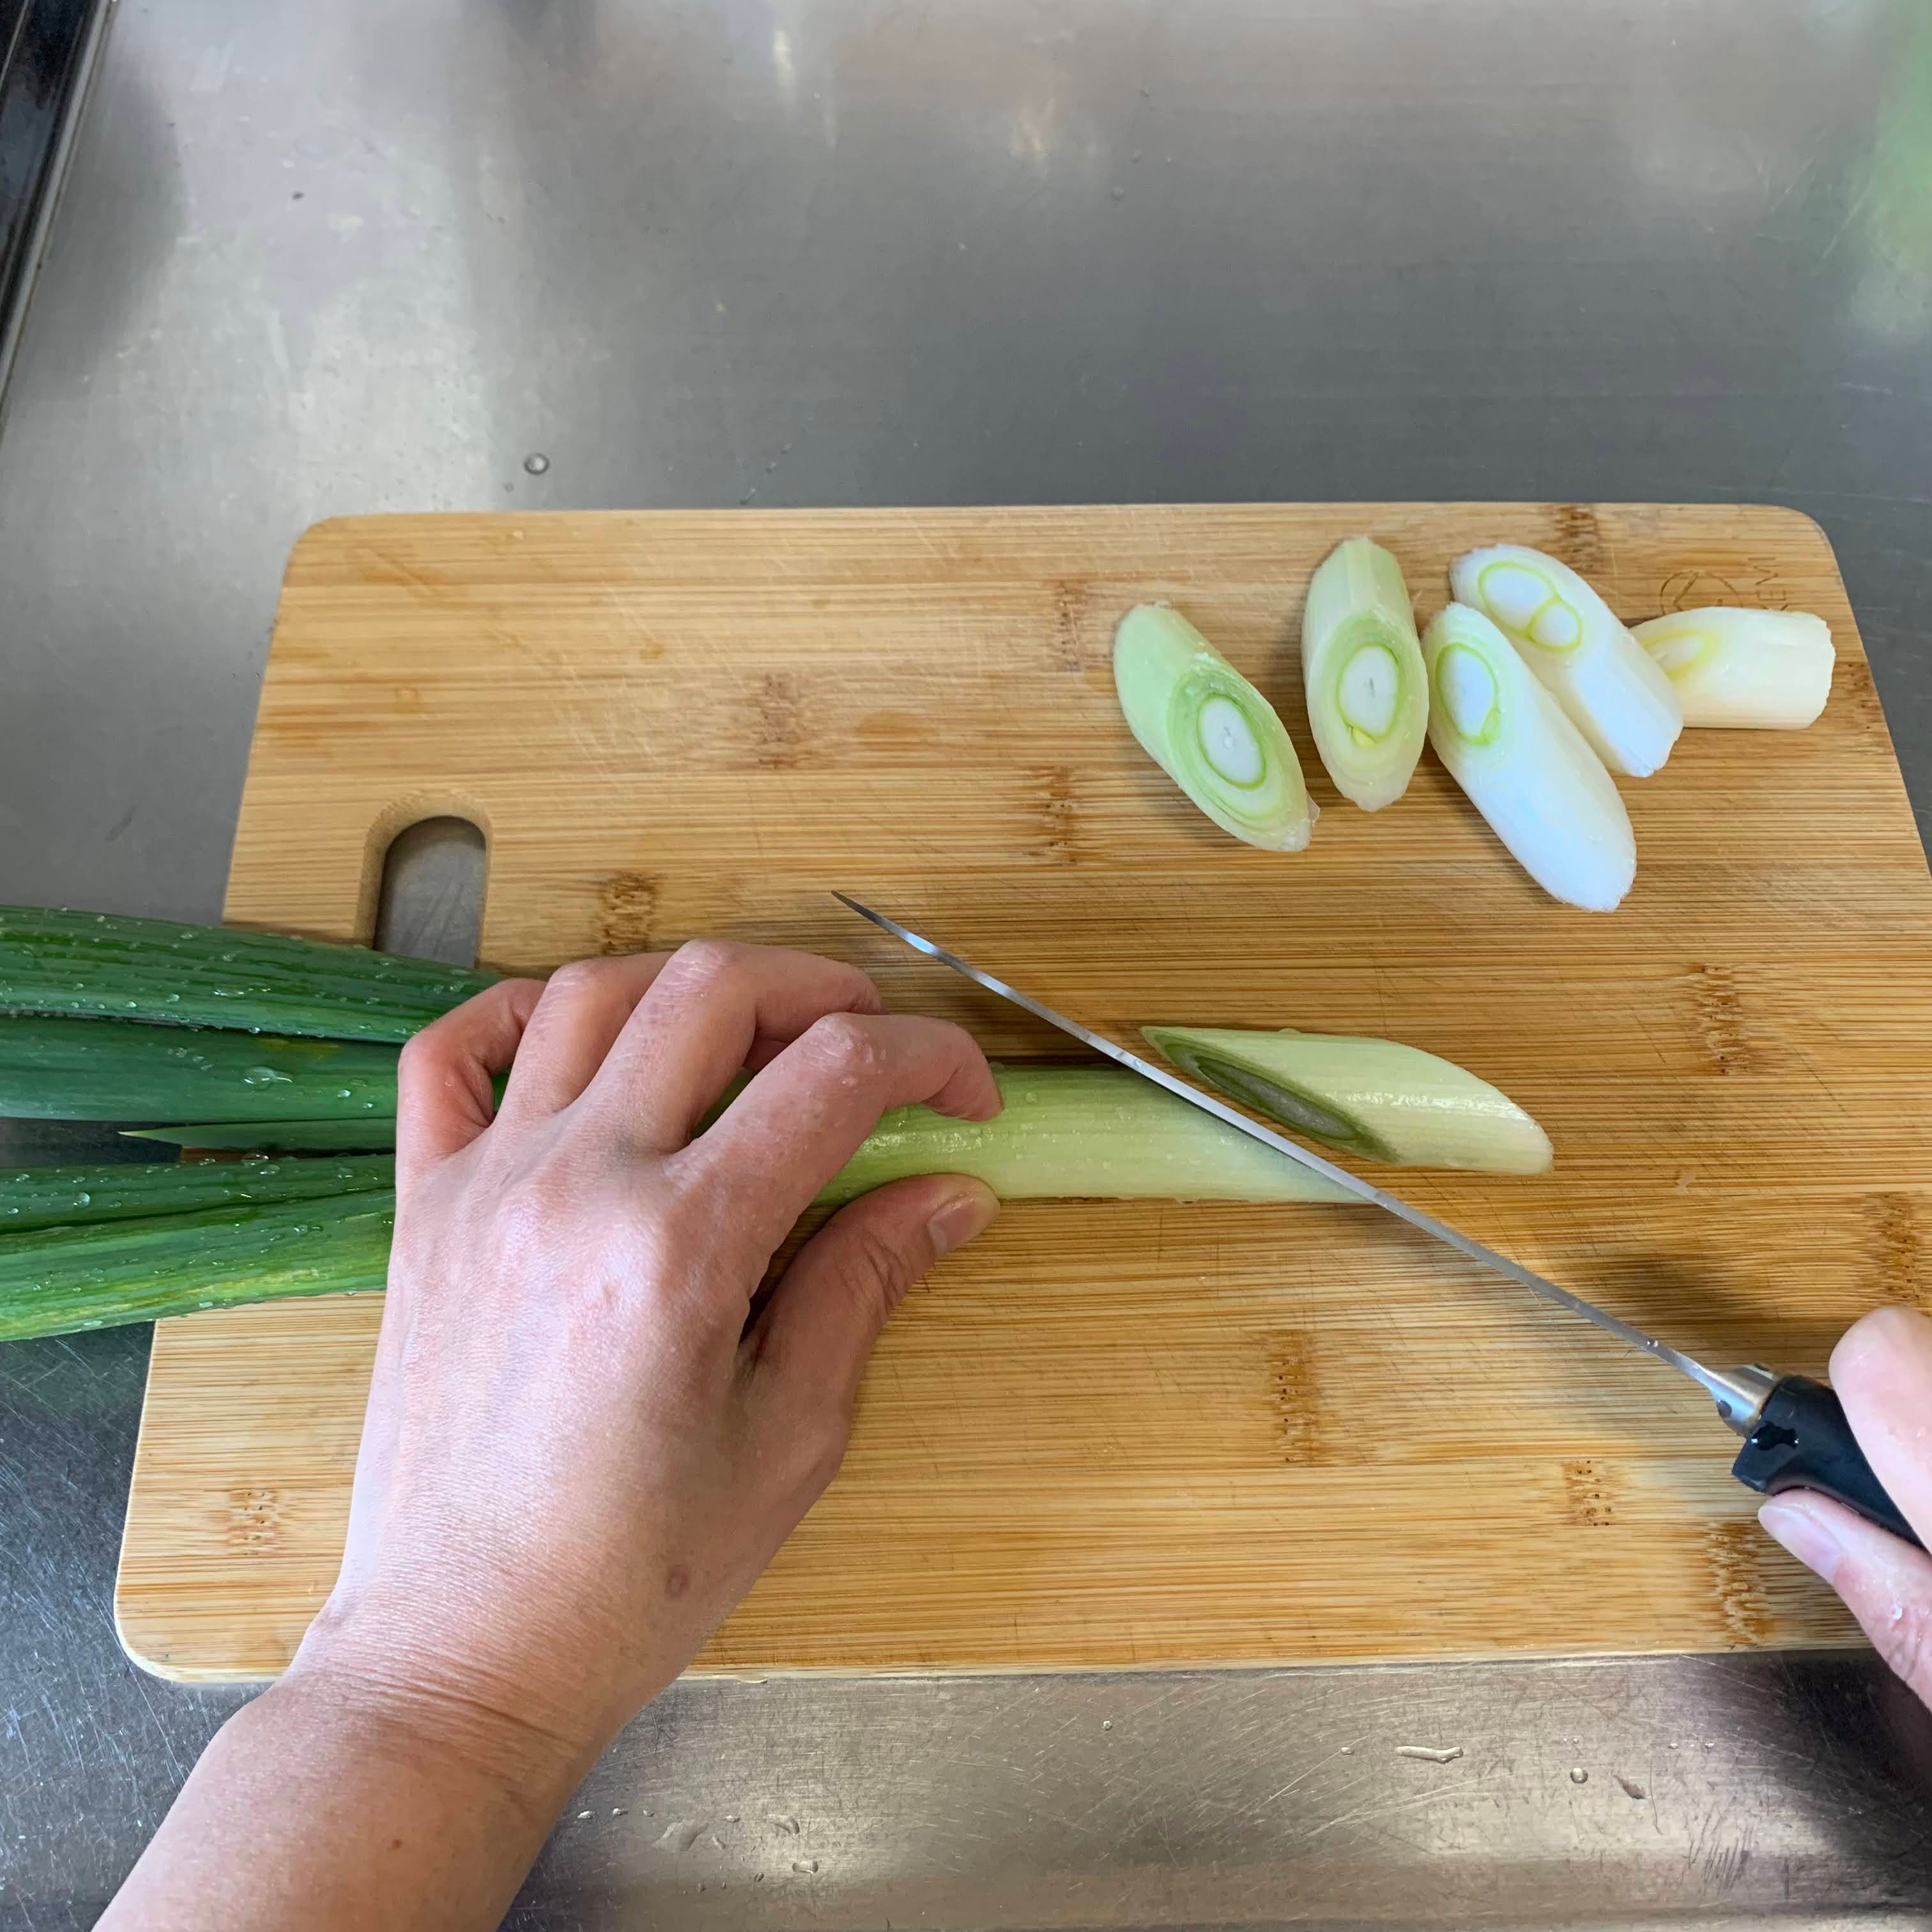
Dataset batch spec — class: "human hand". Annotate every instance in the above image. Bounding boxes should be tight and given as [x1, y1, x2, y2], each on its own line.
[1759, 1307, 1932, 1710]
[295, 941, 1002, 1775]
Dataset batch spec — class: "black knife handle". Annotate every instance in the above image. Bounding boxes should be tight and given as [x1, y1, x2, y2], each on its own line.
[1731, 1376, 1923, 1549]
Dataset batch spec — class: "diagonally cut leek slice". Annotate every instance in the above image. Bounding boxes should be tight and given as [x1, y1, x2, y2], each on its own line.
[1142, 1025, 1553, 1172]
[1632, 608, 1834, 728]
[1300, 537, 1429, 811]
[1450, 544, 1682, 777]
[1114, 604, 1316, 851]
[1422, 602, 1636, 913]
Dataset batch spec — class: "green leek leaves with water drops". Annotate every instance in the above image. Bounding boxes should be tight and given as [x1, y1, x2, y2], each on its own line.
[1114, 604, 1316, 852]
[1300, 538, 1429, 811]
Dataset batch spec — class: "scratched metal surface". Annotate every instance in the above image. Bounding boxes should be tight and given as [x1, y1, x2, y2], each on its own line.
[4, 0, 1932, 1923]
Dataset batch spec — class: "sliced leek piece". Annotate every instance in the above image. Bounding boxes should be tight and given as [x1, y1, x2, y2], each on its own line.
[1142, 1025, 1553, 1173]
[1423, 602, 1636, 913]
[1632, 608, 1834, 728]
[1451, 544, 1682, 777]
[1114, 604, 1316, 851]
[1300, 538, 1429, 811]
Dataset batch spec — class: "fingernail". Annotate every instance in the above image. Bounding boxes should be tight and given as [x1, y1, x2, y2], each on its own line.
[1759, 1497, 1844, 1584]
[928, 1190, 999, 1259]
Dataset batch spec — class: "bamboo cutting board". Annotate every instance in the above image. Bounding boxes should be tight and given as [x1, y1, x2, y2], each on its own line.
[117, 504, 1931, 1683]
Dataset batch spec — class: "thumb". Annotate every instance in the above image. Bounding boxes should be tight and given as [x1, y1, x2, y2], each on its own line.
[1759, 1492, 1932, 1706]
[748, 1176, 1000, 1416]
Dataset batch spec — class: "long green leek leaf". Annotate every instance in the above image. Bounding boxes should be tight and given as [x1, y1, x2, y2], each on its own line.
[0, 905, 493, 1041]
[1423, 602, 1636, 912]
[0, 1194, 396, 1342]
[1114, 604, 1316, 851]
[3, 1066, 1363, 1340]
[1142, 1026, 1553, 1173]
[0, 1015, 399, 1122]
[1631, 608, 1834, 729]
[1300, 538, 1428, 811]
[125, 1120, 404, 1152]
[1, 1155, 394, 1233]
[1451, 544, 1682, 778]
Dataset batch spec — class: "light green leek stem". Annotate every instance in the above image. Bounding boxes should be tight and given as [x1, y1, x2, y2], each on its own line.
[1300, 539, 1428, 811]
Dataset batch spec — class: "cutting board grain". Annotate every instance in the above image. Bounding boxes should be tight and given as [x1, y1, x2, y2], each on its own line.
[117, 504, 1928, 1682]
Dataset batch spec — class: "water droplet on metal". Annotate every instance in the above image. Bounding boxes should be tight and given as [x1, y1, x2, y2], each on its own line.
[1569, 1767, 1588, 1785]
[524, 452, 551, 475]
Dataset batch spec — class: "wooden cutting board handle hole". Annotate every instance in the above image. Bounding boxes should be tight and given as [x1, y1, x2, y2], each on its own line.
[374, 815, 487, 970]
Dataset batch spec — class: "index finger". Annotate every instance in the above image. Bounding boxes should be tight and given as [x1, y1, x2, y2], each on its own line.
[675, 1011, 1000, 1259]
[394, 978, 548, 1192]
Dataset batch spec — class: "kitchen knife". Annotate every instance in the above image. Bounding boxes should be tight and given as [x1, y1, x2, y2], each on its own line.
[834, 891, 1922, 1549]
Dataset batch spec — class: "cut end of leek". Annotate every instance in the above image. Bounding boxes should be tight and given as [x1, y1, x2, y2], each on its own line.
[1300, 537, 1429, 811]
[1423, 602, 1636, 913]
[1632, 608, 1834, 729]
[1114, 604, 1316, 852]
[1144, 1025, 1554, 1173]
[1450, 544, 1682, 778]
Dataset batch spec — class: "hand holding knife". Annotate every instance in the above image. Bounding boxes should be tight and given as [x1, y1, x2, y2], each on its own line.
[836, 892, 1920, 1549]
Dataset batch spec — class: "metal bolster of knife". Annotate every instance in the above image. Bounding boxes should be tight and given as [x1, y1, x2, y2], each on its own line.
[1728, 1374, 1924, 1550]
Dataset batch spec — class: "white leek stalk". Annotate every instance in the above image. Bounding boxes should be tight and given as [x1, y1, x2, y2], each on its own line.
[1422, 602, 1636, 913]
[1631, 608, 1834, 728]
[1114, 605, 1316, 851]
[1450, 544, 1682, 777]
[816, 1066, 1354, 1205]
[1143, 1025, 1553, 1173]
[1300, 538, 1428, 811]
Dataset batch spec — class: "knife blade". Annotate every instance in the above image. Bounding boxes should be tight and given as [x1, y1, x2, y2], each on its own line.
[834, 891, 1921, 1548]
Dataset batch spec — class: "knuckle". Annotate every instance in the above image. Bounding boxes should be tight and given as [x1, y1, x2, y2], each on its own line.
[667, 937, 745, 990]
[542, 957, 610, 1002]
[804, 1011, 882, 1080]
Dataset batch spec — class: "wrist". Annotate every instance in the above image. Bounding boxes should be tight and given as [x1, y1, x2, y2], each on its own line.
[280, 1614, 603, 1825]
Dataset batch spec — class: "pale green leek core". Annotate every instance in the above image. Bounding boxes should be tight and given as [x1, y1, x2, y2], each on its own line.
[1114, 604, 1316, 852]
[1631, 608, 1834, 729]
[1300, 538, 1429, 811]
[1142, 1026, 1553, 1174]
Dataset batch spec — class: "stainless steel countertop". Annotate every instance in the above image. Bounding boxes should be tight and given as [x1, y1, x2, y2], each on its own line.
[4, 1, 1932, 1924]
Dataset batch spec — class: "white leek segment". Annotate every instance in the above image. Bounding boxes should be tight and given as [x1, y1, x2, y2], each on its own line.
[1422, 602, 1636, 913]
[1114, 604, 1316, 851]
[1631, 608, 1834, 729]
[1142, 1025, 1553, 1173]
[1450, 544, 1682, 777]
[816, 1066, 1354, 1206]
[1300, 538, 1428, 811]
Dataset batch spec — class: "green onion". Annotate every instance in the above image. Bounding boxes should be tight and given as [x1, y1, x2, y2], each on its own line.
[0, 1194, 395, 1342]
[1300, 538, 1428, 811]
[1142, 1026, 1553, 1173]
[0, 906, 494, 1041]
[124, 1121, 403, 1153]
[0, 1066, 1362, 1340]
[1114, 604, 1316, 851]
[0, 1155, 393, 1233]
[813, 1064, 1354, 1206]
[1631, 608, 1834, 729]
[1450, 545, 1682, 778]
[0, 1015, 399, 1122]
[1423, 603, 1636, 913]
